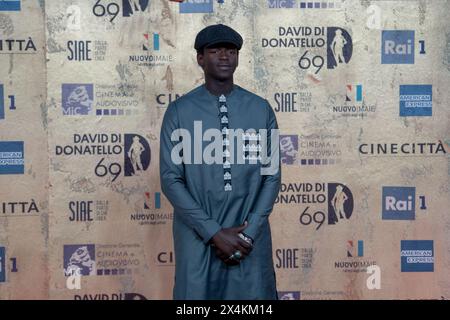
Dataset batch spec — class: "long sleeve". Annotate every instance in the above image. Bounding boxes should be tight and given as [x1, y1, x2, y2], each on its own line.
[159, 101, 222, 244]
[244, 101, 281, 240]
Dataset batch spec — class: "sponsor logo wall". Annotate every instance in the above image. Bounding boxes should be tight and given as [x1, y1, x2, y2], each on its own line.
[0, 0, 449, 299]
[0, 0, 48, 298]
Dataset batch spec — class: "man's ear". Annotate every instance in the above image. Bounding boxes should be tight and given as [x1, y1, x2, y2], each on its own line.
[197, 51, 204, 69]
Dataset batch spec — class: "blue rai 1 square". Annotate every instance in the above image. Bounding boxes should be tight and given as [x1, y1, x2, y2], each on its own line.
[382, 30, 414, 64]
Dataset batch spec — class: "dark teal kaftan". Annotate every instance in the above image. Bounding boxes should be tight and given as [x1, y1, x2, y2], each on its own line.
[159, 84, 281, 300]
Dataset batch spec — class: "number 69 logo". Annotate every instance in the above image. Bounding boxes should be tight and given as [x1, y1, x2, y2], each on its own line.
[299, 206, 326, 230]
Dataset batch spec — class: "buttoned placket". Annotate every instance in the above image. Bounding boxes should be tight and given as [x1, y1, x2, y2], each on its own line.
[219, 94, 232, 192]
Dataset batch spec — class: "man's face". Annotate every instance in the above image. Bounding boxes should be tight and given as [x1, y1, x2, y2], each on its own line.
[197, 43, 239, 81]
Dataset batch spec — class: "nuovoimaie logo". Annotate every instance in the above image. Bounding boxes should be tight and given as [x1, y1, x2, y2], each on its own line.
[0, 0, 21, 11]
[382, 30, 414, 64]
[399, 85, 432, 116]
[64, 244, 96, 276]
[347, 240, 363, 258]
[179, 0, 213, 13]
[382, 186, 415, 220]
[144, 192, 161, 209]
[0, 141, 24, 174]
[62, 84, 94, 115]
[143, 33, 159, 51]
[401, 240, 434, 272]
[346, 84, 362, 102]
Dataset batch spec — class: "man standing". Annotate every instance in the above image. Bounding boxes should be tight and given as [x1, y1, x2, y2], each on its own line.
[160, 24, 281, 299]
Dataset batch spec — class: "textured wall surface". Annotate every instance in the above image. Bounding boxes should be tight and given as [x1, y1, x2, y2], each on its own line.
[0, 0, 449, 300]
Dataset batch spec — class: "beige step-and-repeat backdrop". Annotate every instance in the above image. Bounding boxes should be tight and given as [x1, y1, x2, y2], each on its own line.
[0, 0, 449, 300]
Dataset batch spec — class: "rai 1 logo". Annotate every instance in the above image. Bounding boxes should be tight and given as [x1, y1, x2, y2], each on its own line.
[381, 30, 426, 64]
[382, 186, 427, 220]
[0, 247, 19, 283]
[0, 84, 17, 121]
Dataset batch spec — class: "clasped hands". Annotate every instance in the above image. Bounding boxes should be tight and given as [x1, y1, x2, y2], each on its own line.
[210, 222, 253, 266]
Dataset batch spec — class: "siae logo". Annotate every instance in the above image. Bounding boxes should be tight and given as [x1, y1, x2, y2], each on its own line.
[67, 41, 92, 61]
[275, 248, 299, 269]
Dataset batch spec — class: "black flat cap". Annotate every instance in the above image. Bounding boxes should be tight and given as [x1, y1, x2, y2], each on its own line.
[194, 24, 243, 51]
